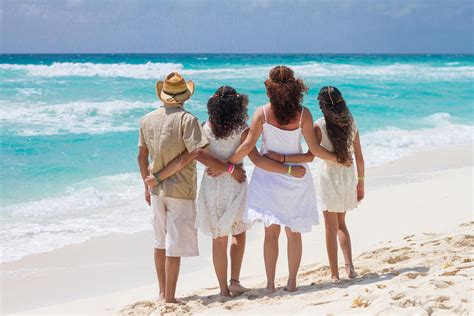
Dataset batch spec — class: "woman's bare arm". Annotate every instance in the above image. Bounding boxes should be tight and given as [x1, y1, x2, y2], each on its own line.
[155, 151, 196, 180]
[353, 131, 365, 201]
[146, 148, 246, 187]
[242, 128, 306, 178]
[227, 108, 264, 164]
[300, 108, 340, 162]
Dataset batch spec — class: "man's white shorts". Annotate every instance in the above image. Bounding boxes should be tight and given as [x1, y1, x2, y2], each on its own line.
[151, 194, 199, 257]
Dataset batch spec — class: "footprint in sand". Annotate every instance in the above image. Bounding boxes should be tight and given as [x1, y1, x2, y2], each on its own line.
[441, 269, 459, 276]
[453, 234, 474, 247]
[363, 272, 381, 279]
[385, 255, 411, 264]
[223, 301, 243, 310]
[121, 300, 157, 315]
[402, 271, 428, 281]
[390, 292, 406, 300]
[431, 280, 454, 288]
[389, 246, 412, 253]
[157, 304, 191, 315]
[398, 298, 417, 308]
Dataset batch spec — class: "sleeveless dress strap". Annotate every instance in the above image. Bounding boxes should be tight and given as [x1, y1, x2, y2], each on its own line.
[262, 105, 267, 122]
[299, 107, 305, 128]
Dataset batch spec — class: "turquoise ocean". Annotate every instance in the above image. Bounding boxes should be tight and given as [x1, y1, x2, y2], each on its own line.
[1, 54, 473, 262]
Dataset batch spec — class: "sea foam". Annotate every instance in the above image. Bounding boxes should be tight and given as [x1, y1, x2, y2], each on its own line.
[1, 61, 473, 81]
[0, 100, 157, 136]
[1, 173, 150, 262]
[0, 62, 183, 79]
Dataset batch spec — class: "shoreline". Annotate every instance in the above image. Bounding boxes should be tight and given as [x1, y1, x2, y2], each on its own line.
[0, 142, 474, 264]
[1, 142, 473, 314]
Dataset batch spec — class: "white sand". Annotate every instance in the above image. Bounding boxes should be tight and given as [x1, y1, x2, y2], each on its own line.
[2, 143, 473, 315]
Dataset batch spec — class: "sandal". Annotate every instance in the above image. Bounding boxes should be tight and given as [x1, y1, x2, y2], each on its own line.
[229, 279, 250, 294]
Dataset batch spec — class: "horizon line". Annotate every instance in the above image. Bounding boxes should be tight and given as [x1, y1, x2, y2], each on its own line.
[1, 52, 473, 56]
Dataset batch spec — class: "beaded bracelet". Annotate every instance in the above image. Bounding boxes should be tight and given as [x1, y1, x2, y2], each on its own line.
[227, 163, 235, 174]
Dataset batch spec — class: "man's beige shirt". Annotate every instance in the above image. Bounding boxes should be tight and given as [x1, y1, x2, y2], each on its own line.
[138, 105, 209, 200]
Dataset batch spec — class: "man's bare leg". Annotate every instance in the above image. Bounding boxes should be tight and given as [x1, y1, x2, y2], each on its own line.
[154, 249, 166, 300]
[165, 256, 181, 303]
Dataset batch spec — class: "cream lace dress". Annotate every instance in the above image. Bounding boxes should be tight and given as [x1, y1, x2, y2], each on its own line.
[315, 117, 359, 213]
[196, 122, 249, 238]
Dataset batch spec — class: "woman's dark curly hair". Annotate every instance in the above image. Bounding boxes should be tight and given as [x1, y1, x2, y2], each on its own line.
[318, 86, 354, 163]
[264, 66, 308, 125]
[207, 86, 248, 139]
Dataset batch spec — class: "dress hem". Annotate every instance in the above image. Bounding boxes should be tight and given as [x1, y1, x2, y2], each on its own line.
[245, 207, 318, 233]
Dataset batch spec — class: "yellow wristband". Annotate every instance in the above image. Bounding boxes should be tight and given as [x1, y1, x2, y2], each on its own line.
[358, 176, 365, 181]
[288, 165, 292, 175]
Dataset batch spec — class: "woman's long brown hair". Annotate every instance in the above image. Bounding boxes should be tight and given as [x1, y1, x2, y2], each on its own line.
[264, 66, 308, 125]
[318, 86, 354, 163]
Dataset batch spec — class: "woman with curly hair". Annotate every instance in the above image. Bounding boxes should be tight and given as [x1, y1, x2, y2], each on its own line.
[266, 86, 365, 283]
[165, 86, 306, 297]
[227, 66, 348, 293]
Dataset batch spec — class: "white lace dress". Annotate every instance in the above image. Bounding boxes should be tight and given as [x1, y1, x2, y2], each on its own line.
[315, 117, 359, 213]
[196, 122, 249, 238]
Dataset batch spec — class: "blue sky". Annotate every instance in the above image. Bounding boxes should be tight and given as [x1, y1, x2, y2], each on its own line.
[1, 0, 473, 54]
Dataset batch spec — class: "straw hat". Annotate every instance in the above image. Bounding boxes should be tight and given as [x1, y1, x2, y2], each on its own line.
[156, 72, 194, 104]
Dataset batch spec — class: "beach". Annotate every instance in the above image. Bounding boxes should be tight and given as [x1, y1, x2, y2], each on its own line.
[2, 142, 472, 315]
[2, 54, 474, 264]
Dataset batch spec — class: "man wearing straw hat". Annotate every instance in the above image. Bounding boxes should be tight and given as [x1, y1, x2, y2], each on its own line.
[137, 72, 245, 303]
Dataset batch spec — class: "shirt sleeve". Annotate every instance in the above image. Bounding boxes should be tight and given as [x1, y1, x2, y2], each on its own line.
[138, 128, 146, 147]
[182, 114, 209, 153]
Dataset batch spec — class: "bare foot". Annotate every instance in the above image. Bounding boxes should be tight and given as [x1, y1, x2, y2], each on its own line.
[345, 263, 357, 279]
[263, 285, 276, 295]
[229, 282, 250, 295]
[331, 275, 341, 284]
[284, 279, 298, 292]
[284, 285, 298, 292]
[219, 288, 231, 297]
[165, 298, 186, 305]
[154, 293, 165, 302]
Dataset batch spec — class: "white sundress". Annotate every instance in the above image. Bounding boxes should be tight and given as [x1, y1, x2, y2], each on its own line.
[315, 117, 359, 213]
[245, 107, 318, 233]
[196, 122, 249, 238]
